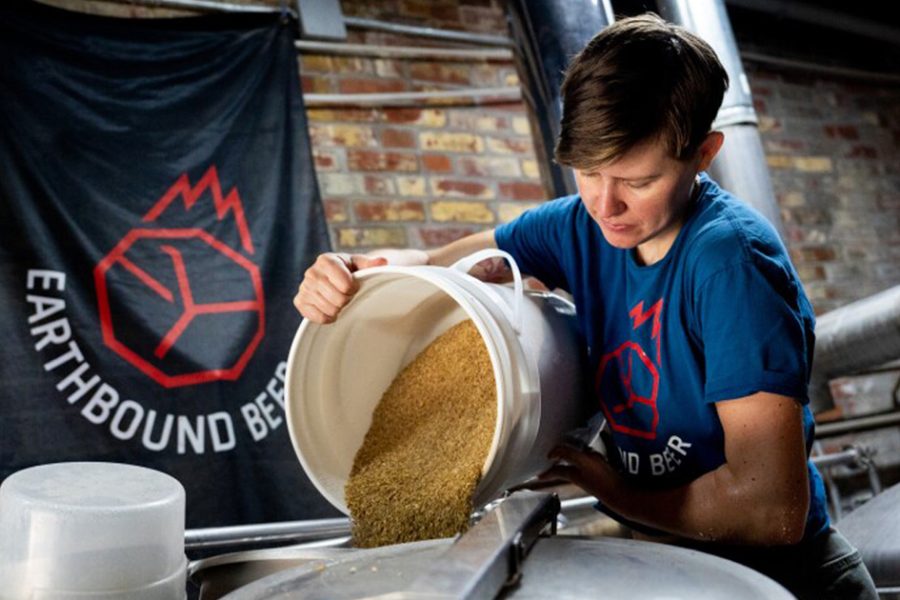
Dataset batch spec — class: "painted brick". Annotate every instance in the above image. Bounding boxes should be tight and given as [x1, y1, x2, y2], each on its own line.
[489, 101, 527, 114]
[431, 178, 495, 199]
[499, 202, 540, 223]
[486, 136, 533, 154]
[766, 155, 833, 172]
[784, 207, 831, 226]
[422, 154, 453, 173]
[459, 156, 520, 178]
[521, 159, 540, 179]
[431, 201, 495, 223]
[420, 131, 484, 153]
[847, 145, 878, 159]
[512, 116, 531, 135]
[757, 115, 782, 133]
[503, 71, 520, 87]
[766, 155, 794, 169]
[318, 173, 358, 196]
[409, 63, 471, 85]
[363, 175, 396, 196]
[347, 150, 418, 172]
[332, 57, 374, 75]
[338, 227, 407, 249]
[383, 108, 447, 127]
[765, 139, 805, 153]
[306, 108, 380, 123]
[777, 191, 806, 207]
[459, 5, 506, 31]
[354, 201, 426, 222]
[794, 157, 834, 172]
[323, 199, 348, 223]
[381, 128, 416, 148]
[301, 75, 333, 94]
[339, 78, 406, 94]
[300, 55, 332, 73]
[313, 149, 341, 171]
[824, 125, 859, 140]
[447, 112, 510, 132]
[397, 177, 427, 197]
[794, 245, 838, 262]
[796, 264, 826, 282]
[308, 124, 376, 148]
[374, 59, 402, 78]
[470, 65, 500, 87]
[416, 226, 480, 247]
[499, 181, 546, 201]
[399, 0, 460, 21]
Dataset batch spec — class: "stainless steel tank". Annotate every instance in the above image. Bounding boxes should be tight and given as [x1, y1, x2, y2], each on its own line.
[191, 492, 793, 600]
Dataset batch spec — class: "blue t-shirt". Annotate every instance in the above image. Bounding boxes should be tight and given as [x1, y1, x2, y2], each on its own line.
[495, 172, 829, 541]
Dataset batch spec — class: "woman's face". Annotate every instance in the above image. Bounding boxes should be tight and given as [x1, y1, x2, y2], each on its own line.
[573, 133, 722, 265]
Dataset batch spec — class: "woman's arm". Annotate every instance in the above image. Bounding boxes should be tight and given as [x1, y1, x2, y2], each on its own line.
[294, 229, 505, 323]
[546, 391, 810, 545]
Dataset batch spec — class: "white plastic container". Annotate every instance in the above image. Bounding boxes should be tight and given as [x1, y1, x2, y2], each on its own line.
[286, 250, 585, 514]
[0, 462, 187, 600]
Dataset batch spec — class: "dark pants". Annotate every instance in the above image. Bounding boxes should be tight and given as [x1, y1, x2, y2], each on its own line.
[695, 527, 878, 599]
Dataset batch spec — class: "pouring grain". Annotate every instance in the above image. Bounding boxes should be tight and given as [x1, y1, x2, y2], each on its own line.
[345, 320, 496, 548]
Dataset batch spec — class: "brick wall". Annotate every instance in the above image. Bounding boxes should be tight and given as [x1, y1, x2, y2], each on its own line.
[748, 65, 900, 315]
[307, 0, 545, 253]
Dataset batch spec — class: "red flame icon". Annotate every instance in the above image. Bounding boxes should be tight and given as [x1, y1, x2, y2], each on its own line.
[94, 166, 265, 388]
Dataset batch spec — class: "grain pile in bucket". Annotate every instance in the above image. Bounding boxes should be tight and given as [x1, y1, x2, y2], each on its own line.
[345, 319, 497, 548]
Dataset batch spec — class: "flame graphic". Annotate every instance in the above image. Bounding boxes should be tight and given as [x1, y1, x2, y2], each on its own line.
[142, 165, 254, 254]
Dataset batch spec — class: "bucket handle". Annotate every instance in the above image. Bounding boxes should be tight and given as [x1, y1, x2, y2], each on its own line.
[450, 249, 523, 333]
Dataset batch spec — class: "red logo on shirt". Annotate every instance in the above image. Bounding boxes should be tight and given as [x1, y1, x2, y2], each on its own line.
[596, 299, 663, 439]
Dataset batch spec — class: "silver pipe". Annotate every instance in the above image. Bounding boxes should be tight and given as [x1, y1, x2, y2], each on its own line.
[185, 517, 351, 550]
[724, 0, 900, 47]
[304, 86, 521, 107]
[810, 285, 900, 412]
[657, 0, 787, 241]
[295, 40, 513, 61]
[343, 16, 514, 48]
[740, 51, 900, 85]
[816, 410, 900, 438]
[560, 496, 598, 512]
[102, 0, 279, 13]
[811, 447, 863, 470]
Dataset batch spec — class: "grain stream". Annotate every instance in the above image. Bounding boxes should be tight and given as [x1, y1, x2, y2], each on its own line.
[345, 320, 496, 548]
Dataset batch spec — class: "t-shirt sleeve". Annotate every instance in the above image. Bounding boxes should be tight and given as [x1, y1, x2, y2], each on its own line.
[493, 198, 572, 291]
[694, 262, 811, 404]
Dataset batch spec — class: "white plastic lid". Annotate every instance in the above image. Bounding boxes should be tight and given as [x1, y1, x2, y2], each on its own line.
[0, 462, 186, 599]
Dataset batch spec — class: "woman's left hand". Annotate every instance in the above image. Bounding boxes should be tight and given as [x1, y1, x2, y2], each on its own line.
[537, 443, 619, 498]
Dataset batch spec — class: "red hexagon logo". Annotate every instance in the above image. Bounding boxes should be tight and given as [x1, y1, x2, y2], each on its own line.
[94, 167, 265, 388]
[596, 300, 663, 440]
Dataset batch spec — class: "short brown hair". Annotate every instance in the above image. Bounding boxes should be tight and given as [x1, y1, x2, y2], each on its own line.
[554, 13, 728, 169]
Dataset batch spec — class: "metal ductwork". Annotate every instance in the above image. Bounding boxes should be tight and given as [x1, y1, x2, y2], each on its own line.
[506, 0, 614, 197]
[809, 285, 900, 413]
[656, 0, 787, 241]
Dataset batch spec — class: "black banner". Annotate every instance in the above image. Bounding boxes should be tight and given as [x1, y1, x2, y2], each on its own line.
[0, 1, 335, 526]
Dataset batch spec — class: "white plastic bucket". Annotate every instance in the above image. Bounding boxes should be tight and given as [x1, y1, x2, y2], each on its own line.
[285, 250, 584, 513]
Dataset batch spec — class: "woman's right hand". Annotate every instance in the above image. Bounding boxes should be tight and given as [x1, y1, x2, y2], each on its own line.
[293, 253, 388, 324]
